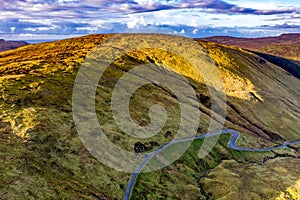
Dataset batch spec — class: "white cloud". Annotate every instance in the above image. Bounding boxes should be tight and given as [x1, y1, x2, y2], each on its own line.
[75, 27, 98, 32]
[10, 27, 16, 33]
[127, 16, 147, 29]
[224, 0, 300, 10]
[24, 27, 38, 31]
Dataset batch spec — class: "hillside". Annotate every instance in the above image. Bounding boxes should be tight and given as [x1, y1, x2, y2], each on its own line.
[0, 34, 299, 199]
[201, 33, 300, 62]
[0, 39, 28, 52]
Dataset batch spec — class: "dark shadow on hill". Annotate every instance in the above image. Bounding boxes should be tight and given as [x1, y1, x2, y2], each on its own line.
[249, 50, 300, 80]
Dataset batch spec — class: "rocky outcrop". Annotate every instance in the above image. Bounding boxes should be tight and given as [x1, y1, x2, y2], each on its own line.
[134, 142, 149, 153]
[134, 141, 160, 153]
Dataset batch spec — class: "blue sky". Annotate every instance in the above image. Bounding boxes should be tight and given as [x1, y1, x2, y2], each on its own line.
[0, 0, 299, 41]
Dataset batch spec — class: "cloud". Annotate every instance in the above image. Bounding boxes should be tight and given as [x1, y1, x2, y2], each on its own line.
[0, 0, 299, 40]
[0, 19, 50, 34]
[126, 16, 147, 29]
[1, 0, 299, 17]
[193, 28, 198, 34]
[10, 27, 16, 33]
[261, 23, 300, 29]
[118, 0, 300, 16]
[254, 8, 300, 15]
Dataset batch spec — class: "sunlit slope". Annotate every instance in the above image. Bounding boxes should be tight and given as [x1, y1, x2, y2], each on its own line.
[200, 41, 300, 141]
[0, 34, 299, 199]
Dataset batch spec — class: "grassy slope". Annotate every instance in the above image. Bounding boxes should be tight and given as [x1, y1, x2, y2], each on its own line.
[0, 34, 299, 199]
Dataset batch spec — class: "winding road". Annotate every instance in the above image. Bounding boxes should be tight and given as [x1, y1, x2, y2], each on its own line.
[123, 129, 300, 200]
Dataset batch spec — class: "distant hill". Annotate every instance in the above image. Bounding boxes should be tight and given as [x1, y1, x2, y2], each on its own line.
[0, 39, 28, 52]
[201, 33, 300, 61]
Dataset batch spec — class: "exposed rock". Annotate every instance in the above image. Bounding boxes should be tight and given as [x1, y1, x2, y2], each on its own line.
[165, 131, 172, 138]
[134, 142, 148, 153]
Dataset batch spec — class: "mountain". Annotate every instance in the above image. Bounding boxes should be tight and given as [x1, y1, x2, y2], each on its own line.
[201, 33, 300, 62]
[0, 34, 299, 199]
[0, 39, 28, 52]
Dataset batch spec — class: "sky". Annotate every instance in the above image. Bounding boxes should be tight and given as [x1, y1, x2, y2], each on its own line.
[0, 0, 299, 41]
